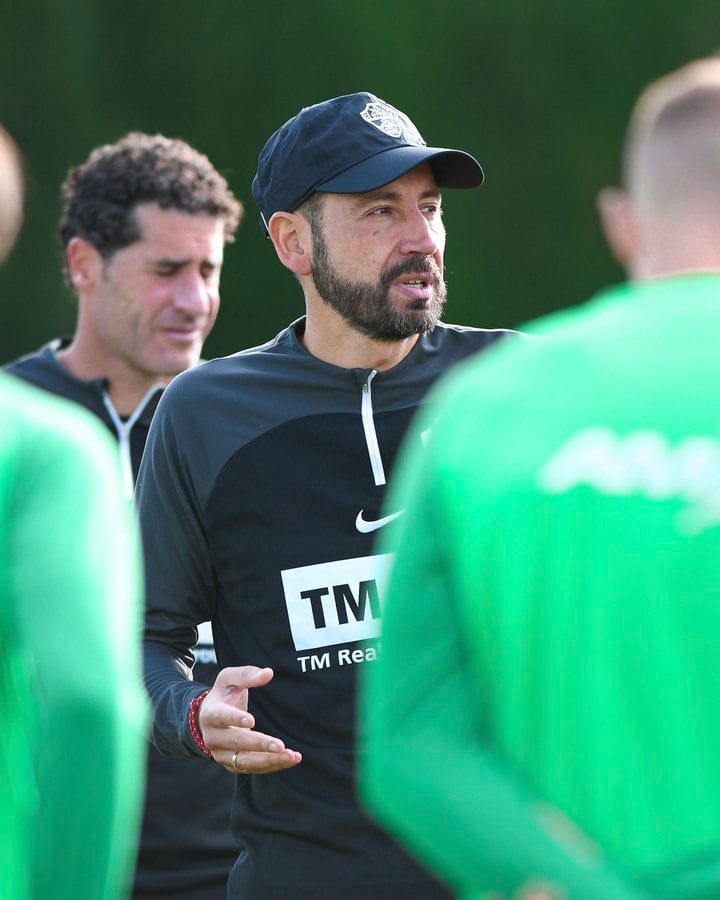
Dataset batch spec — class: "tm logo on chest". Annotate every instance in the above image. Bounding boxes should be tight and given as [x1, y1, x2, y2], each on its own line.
[281, 554, 393, 651]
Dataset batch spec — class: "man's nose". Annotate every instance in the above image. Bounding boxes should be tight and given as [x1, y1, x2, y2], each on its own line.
[398, 209, 442, 256]
[174, 270, 210, 314]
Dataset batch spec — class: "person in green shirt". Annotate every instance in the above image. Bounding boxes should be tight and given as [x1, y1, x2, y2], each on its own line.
[0, 124, 149, 899]
[360, 57, 720, 900]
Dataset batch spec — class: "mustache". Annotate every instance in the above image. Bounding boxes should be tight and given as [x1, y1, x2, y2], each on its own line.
[380, 255, 443, 288]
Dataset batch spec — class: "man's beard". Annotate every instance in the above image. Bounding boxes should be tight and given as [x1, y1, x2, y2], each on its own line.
[310, 227, 446, 342]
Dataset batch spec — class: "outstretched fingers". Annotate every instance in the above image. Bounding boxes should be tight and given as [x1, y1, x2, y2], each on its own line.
[224, 739, 303, 775]
[212, 722, 302, 774]
[198, 665, 302, 775]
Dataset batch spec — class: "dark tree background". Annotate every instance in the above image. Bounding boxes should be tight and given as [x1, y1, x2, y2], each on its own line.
[1, 0, 718, 362]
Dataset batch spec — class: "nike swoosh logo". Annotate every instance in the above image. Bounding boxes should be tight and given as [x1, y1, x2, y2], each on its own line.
[355, 509, 404, 533]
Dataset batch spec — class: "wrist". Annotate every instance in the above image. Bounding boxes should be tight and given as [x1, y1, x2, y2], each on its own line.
[188, 689, 213, 757]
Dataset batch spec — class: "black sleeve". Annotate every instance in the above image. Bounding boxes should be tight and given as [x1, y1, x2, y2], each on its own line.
[135, 385, 217, 758]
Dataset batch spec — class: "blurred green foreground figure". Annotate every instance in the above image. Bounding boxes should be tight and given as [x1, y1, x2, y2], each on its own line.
[361, 57, 720, 900]
[0, 125, 148, 899]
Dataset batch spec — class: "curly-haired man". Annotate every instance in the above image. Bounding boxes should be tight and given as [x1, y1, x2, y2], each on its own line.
[6, 131, 242, 900]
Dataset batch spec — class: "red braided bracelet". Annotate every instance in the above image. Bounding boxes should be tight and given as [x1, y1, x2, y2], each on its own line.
[188, 689, 213, 758]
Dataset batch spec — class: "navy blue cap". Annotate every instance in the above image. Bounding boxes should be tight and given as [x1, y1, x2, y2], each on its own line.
[251, 91, 484, 233]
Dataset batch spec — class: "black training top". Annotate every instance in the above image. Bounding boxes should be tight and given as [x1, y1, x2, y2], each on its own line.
[137, 318, 513, 899]
[5, 343, 238, 900]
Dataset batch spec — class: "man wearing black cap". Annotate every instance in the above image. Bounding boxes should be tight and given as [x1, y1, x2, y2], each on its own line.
[137, 91, 516, 899]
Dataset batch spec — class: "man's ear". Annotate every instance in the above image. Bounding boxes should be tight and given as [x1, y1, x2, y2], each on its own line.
[66, 236, 103, 293]
[267, 211, 313, 277]
[596, 187, 640, 271]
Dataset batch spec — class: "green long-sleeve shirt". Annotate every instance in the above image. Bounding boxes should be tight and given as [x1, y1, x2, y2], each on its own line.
[361, 275, 720, 900]
[0, 373, 149, 899]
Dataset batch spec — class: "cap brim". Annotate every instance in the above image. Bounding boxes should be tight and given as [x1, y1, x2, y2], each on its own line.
[315, 145, 484, 194]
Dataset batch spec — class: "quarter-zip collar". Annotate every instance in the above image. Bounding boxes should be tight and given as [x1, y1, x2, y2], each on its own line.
[102, 384, 165, 498]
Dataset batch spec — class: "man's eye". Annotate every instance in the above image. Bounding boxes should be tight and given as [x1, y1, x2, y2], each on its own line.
[154, 266, 177, 277]
[369, 206, 391, 216]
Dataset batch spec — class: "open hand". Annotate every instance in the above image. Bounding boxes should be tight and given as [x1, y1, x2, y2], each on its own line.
[198, 665, 302, 774]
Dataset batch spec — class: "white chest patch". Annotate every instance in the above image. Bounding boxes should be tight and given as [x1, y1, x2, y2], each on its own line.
[281, 553, 393, 651]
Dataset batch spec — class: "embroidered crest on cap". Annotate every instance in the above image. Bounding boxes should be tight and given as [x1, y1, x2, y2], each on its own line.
[360, 101, 426, 145]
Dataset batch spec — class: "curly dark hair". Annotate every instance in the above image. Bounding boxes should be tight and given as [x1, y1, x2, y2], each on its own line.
[59, 132, 243, 269]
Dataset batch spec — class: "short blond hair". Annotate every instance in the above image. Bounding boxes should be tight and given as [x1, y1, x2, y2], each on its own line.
[0, 124, 23, 263]
[624, 57, 720, 213]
